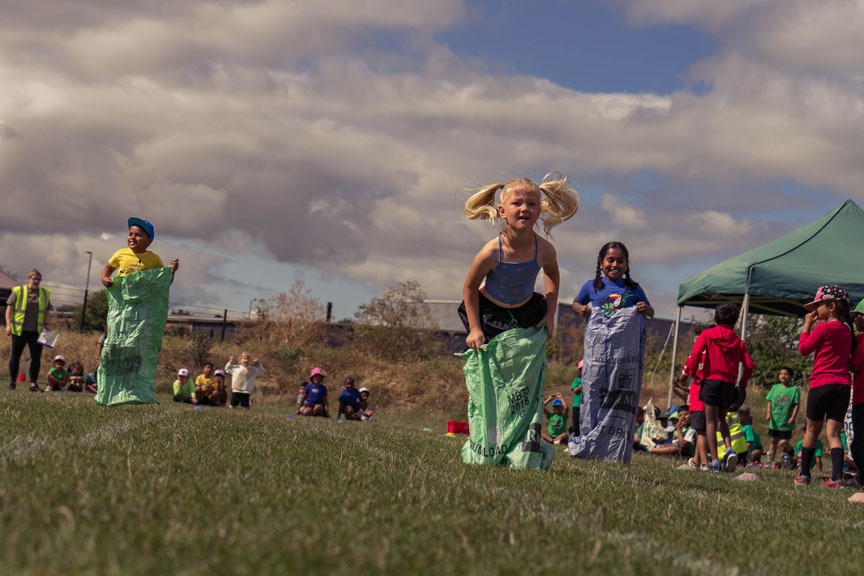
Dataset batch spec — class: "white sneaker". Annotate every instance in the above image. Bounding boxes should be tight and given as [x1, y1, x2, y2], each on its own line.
[687, 457, 697, 468]
[725, 452, 738, 472]
[45, 386, 54, 392]
[554, 438, 562, 445]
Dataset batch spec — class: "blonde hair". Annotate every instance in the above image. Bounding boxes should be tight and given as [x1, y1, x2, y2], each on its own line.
[463, 172, 579, 235]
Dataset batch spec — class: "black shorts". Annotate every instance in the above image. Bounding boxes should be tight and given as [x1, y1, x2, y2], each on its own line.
[690, 410, 706, 432]
[805, 384, 850, 422]
[230, 392, 251, 408]
[458, 292, 547, 343]
[768, 428, 792, 440]
[698, 379, 735, 411]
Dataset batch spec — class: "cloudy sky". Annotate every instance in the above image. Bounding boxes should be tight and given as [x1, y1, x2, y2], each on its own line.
[2, 0, 863, 320]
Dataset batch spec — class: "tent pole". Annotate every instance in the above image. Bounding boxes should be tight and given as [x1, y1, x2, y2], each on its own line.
[738, 272, 752, 384]
[667, 307, 682, 407]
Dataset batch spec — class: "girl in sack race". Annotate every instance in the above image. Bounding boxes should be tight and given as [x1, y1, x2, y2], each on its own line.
[458, 173, 579, 468]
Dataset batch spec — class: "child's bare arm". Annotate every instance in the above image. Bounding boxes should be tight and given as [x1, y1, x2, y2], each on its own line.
[789, 404, 799, 425]
[536, 244, 559, 334]
[169, 259, 179, 284]
[766, 401, 772, 422]
[636, 301, 654, 318]
[572, 300, 591, 318]
[101, 264, 116, 288]
[462, 243, 497, 350]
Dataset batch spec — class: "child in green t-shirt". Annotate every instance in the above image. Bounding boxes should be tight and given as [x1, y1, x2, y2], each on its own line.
[542, 394, 569, 445]
[46, 354, 68, 392]
[738, 406, 763, 464]
[794, 437, 823, 472]
[765, 366, 800, 467]
[570, 360, 583, 435]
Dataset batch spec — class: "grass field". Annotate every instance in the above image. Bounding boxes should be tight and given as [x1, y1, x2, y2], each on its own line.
[2, 390, 862, 576]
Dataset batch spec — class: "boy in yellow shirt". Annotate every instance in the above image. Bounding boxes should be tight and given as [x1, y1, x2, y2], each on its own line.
[100, 217, 179, 286]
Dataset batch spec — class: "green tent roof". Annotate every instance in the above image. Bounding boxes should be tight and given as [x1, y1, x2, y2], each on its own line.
[678, 199, 864, 316]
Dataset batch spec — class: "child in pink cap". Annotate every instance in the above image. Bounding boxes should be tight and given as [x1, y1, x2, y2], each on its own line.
[298, 368, 329, 417]
[796, 285, 855, 487]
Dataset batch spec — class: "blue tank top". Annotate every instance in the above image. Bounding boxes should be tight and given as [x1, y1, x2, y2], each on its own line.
[483, 234, 541, 304]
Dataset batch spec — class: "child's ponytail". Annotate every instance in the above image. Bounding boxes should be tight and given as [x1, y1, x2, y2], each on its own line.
[834, 298, 856, 356]
[593, 254, 605, 292]
[464, 183, 504, 221]
[538, 172, 579, 234]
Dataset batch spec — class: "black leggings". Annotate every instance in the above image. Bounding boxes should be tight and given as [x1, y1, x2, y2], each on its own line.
[9, 331, 43, 385]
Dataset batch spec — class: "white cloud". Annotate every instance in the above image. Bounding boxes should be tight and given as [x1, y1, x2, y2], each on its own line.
[601, 194, 647, 229]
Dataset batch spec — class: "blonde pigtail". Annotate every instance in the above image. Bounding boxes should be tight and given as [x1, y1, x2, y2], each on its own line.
[538, 171, 579, 234]
[464, 183, 504, 221]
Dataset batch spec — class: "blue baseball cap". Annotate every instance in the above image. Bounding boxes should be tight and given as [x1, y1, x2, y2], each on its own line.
[551, 398, 564, 407]
[128, 217, 154, 239]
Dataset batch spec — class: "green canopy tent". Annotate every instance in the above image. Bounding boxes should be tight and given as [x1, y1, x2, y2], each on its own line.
[667, 199, 864, 404]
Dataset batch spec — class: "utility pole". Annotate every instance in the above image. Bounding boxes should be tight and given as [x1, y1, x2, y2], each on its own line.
[80, 251, 93, 331]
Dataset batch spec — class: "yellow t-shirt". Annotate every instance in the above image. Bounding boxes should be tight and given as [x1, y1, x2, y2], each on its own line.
[196, 374, 216, 389]
[108, 248, 164, 277]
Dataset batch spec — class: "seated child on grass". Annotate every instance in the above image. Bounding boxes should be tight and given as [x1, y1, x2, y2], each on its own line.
[651, 406, 696, 459]
[195, 362, 219, 406]
[542, 394, 568, 445]
[172, 368, 196, 404]
[738, 406, 763, 464]
[225, 353, 264, 410]
[46, 354, 68, 392]
[67, 362, 85, 392]
[85, 370, 98, 394]
[298, 368, 329, 417]
[212, 369, 227, 406]
[338, 377, 362, 420]
[793, 423, 823, 474]
[356, 387, 374, 422]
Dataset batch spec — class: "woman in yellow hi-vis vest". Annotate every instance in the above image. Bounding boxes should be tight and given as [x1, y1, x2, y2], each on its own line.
[5, 269, 52, 392]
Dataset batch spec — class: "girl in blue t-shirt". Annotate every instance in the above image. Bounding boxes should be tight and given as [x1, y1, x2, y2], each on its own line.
[573, 241, 654, 320]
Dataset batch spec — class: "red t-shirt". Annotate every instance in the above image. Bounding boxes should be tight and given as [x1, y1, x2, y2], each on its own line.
[685, 325, 754, 384]
[798, 321, 852, 389]
[851, 333, 864, 405]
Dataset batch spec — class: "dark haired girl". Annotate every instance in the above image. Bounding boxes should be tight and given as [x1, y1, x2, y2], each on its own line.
[572, 242, 654, 319]
[796, 285, 855, 487]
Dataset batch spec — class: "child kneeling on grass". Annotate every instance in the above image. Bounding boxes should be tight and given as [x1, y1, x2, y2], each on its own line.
[357, 387, 374, 422]
[46, 354, 68, 392]
[542, 394, 568, 445]
[225, 353, 264, 410]
[67, 362, 85, 392]
[298, 368, 329, 417]
[173, 368, 196, 404]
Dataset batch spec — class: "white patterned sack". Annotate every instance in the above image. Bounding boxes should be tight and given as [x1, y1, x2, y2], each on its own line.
[569, 306, 646, 463]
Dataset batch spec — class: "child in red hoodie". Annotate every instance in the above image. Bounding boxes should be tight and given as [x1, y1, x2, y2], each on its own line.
[796, 285, 855, 487]
[685, 303, 754, 472]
